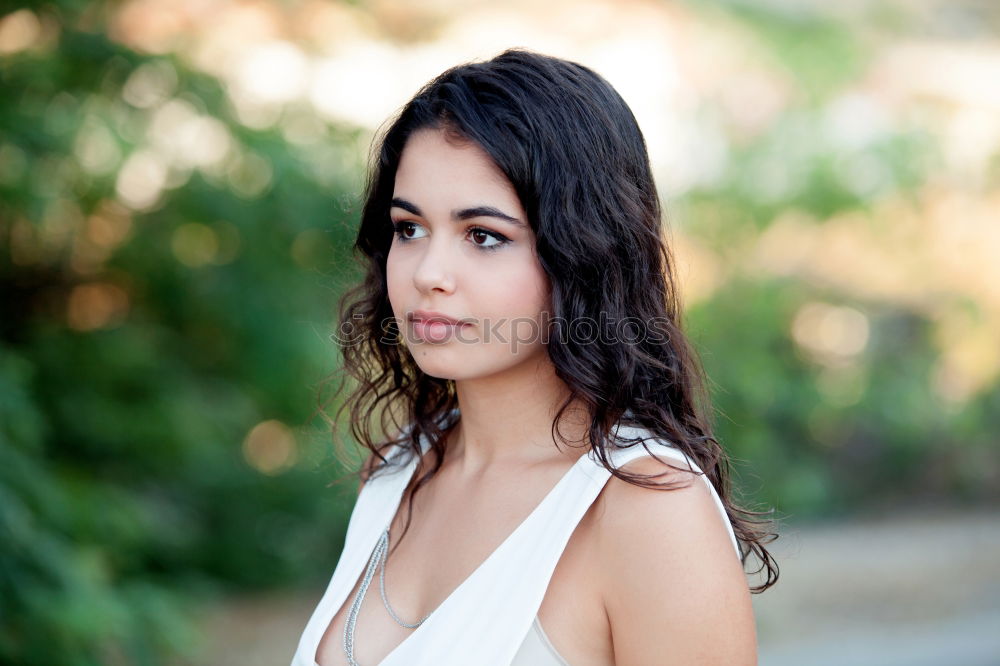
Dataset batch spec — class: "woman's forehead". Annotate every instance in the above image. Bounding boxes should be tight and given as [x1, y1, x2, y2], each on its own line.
[394, 129, 522, 209]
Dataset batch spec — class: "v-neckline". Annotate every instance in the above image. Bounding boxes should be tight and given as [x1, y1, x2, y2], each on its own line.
[315, 443, 594, 666]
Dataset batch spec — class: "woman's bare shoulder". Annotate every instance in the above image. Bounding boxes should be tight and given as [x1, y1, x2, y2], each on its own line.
[591, 455, 758, 665]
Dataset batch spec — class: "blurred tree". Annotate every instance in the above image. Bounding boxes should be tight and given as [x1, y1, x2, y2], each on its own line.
[679, 1, 1000, 521]
[1, 2, 363, 663]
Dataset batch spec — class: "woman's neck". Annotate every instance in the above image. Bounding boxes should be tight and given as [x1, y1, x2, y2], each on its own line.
[447, 353, 590, 473]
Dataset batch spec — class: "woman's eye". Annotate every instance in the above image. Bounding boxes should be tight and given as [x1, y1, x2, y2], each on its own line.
[392, 221, 426, 240]
[469, 227, 508, 250]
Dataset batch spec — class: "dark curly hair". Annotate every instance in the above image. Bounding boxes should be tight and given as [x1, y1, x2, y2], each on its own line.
[323, 48, 778, 592]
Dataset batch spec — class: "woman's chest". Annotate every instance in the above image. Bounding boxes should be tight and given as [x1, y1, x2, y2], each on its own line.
[313, 470, 614, 665]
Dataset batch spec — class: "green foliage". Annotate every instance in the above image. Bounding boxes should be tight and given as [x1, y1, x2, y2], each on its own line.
[688, 278, 1000, 520]
[694, 0, 870, 102]
[1, 6, 360, 663]
[671, 3, 999, 523]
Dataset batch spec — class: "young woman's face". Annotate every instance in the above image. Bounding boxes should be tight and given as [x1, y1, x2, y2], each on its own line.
[386, 127, 551, 381]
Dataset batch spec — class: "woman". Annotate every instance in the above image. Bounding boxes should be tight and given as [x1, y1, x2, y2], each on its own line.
[293, 48, 778, 666]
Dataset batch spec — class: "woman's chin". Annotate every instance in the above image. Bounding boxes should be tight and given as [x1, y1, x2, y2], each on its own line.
[406, 344, 546, 383]
[406, 347, 472, 380]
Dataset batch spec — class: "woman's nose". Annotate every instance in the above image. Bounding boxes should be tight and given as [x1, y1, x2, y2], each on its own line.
[412, 235, 456, 294]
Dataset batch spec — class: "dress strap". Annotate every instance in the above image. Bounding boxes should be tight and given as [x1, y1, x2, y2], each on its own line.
[606, 424, 741, 557]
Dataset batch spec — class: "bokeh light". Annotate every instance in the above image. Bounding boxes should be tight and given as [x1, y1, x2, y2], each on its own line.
[242, 420, 299, 476]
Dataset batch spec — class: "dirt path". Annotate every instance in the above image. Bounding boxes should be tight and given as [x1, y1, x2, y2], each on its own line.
[186, 507, 1000, 665]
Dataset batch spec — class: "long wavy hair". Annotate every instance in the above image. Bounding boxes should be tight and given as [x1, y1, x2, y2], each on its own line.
[325, 48, 778, 592]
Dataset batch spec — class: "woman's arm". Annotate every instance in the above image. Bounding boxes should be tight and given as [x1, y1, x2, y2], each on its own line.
[596, 458, 757, 665]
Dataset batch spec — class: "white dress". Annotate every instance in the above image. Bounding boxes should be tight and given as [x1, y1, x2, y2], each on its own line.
[291, 419, 741, 666]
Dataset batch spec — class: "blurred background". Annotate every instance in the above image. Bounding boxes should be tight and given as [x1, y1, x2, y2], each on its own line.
[1, 0, 998, 664]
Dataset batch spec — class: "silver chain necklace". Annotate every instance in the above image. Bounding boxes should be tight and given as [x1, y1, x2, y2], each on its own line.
[342, 526, 432, 666]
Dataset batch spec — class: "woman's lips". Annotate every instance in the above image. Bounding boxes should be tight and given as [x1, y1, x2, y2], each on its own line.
[410, 319, 470, 343]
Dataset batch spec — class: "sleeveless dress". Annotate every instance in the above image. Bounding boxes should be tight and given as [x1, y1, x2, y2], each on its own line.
[291, 419, 741, 666]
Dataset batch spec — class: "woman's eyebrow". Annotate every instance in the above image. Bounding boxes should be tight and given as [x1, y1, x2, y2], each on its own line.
[391, 197, 526, 228]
